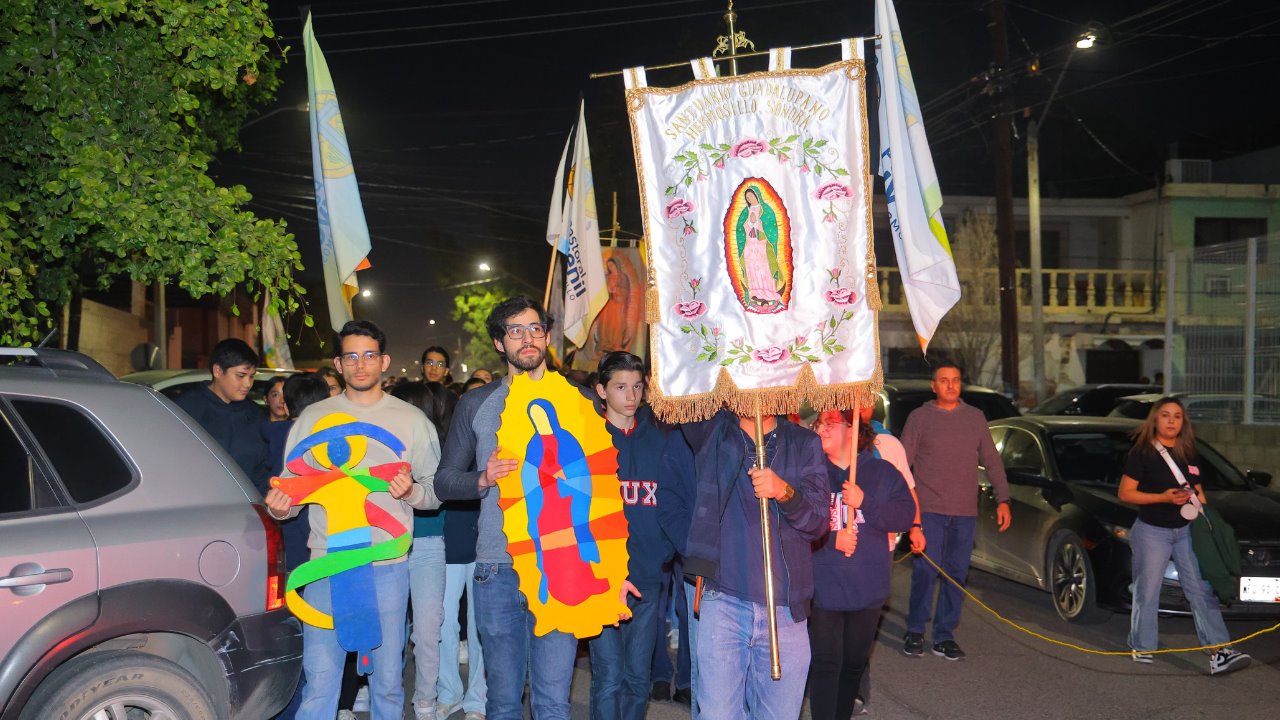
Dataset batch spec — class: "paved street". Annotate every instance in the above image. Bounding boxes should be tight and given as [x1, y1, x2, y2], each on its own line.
[398, 555, 1280, 720]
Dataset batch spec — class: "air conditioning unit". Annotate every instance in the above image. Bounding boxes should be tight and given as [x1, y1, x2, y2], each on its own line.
[1203, 274, 1231, 297]
[1166, 158, 1212, 183]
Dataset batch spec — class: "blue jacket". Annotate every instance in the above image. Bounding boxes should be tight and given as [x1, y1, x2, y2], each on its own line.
[812, 452, 916, 611]
[680, 411, 829, 621]
[176, 383, 271, 494]
[608, 406, 674, 591]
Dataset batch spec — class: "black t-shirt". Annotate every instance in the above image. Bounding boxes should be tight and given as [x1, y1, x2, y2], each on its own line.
[1122, 445, 1202, 528]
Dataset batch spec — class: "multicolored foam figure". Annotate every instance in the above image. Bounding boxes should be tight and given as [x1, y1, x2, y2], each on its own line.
[495, 373, 630, 637]
[270, 412, 413, 675]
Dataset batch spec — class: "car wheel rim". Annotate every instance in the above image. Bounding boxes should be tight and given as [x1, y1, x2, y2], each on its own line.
[87, 696, 179, 720]
[1052, 541, 1088, 617]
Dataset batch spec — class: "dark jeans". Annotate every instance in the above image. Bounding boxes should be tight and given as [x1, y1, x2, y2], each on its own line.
[906, 513, 977, 643]
[807, 607, 881, 720]
[590, 591, 659, 720]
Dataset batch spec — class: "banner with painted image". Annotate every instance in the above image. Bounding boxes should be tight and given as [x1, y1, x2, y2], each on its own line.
[624, 46, 880, 421]
[574, 244, 649, 371]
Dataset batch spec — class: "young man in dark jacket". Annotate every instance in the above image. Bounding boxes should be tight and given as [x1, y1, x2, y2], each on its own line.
[680, 407, 829, 720]
[588, 352, 674, 720]
[175, 338, 272, 493]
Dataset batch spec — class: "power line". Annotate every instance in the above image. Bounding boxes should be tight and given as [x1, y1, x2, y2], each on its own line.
[273, 0, 516, 24]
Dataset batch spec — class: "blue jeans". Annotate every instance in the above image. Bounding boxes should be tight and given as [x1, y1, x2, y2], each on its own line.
[438, 561, 486, 713]
[685, 579, 700, 720]
[589, 591, 658, 720]
[407, 536, 446, 710]
[907, 513, 977, 643]
[297, 562, 409, 720]
[473, 563, 577, 720]
[694, 589, 810, 720]
[1128, 519, 1230, 652]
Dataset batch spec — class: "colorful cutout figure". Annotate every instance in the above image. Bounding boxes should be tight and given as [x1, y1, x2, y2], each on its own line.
[271, 412, 413, 675]
[495, 373, 630, 637]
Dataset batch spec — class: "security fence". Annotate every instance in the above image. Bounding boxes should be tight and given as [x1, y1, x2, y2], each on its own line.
[1165, 233, 1280, 424]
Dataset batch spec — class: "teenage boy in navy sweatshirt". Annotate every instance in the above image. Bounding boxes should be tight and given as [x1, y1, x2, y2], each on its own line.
[588, 352, 674, 720]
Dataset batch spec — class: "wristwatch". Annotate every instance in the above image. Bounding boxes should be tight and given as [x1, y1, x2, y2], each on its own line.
[779, 483, 796, 503]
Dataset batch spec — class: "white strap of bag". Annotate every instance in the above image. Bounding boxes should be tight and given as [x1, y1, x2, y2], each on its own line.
[1153, 441, 1206, 522]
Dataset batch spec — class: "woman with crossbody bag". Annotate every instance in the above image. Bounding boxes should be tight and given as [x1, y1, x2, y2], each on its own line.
[1117, 397, 1250, 675]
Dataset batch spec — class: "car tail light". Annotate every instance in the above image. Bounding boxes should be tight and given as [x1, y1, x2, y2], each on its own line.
[252, 504, 287, 611]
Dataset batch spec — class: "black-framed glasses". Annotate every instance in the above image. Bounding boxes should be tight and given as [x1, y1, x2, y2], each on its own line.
[503, 323, 547, 340]
[423, 359, 448, 368]
[339, 351, 383, 366]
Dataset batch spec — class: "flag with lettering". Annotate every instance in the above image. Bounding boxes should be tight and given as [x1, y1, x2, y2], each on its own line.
[304, 12, 372, 332]
[624, 45, 881, 422]
[876, 0, 961, 351]
[546, 101, 608, 349]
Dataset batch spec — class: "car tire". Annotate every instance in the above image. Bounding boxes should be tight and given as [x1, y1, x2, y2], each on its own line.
[1047, 530, 1108, 624]
[21, 649, 218, 720]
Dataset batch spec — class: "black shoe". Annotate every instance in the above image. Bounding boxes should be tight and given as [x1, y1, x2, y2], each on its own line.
[932, 640, 966, 661]
[902, 631, 925, 657]
[672, 687, 692, 706]
[650, 681, 671, 701]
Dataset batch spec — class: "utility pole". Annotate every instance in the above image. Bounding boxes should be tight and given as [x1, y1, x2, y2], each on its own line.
[987, 0, 1019, 397]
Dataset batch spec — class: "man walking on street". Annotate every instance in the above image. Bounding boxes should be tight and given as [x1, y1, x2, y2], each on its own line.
[265, 320, 442, 720]
[901, 361, 1010, 661]
[434, 296, 582, 720]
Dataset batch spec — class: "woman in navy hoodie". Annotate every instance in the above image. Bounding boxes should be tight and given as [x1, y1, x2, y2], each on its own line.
[808, 409, 916, 719]
[589, 352, 674, 720]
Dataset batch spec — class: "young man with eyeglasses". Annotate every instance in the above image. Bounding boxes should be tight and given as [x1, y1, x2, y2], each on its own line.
[436, 296, 587, 720]
[265, 320, 442, 720]
[421, 345, 452, 385]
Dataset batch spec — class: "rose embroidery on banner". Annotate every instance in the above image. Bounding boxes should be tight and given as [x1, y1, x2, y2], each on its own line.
[813, 182, 852, 201]
[665, 198, 695, 219]
[673, 300, 707, 320]
[730, 138, 768, 158]
[753, 346, 790, 364]
[825, 287, 856, 305]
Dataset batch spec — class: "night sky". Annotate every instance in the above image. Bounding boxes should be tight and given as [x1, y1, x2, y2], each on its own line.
[213, 0, 1280, 367]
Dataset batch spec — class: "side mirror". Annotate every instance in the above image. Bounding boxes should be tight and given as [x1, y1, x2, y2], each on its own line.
[1247, 470, 1273, 487]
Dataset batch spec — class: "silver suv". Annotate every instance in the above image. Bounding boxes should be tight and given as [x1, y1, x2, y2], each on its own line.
[0, 349, 301, 719]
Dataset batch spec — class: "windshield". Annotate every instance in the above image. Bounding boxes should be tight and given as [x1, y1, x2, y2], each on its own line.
[885, 390, 1018, 433]
[1050, 431, 1249, 490]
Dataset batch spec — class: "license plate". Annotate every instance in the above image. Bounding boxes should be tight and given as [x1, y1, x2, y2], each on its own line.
[1239, 576, 1280, 603]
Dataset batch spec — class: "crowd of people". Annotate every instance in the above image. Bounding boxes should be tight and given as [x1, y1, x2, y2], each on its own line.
[174, 296, 1250, 720]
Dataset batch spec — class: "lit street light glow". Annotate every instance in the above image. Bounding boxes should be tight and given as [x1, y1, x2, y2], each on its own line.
[361, 289, 372, 298]
[478, 262, 492, 272]
[1075, 32, 1096, 49]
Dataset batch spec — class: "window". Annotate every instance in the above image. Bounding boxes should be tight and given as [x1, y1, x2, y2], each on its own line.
[1194, 218, 1267, 262]
[13, 400, 133, 504]
[0, 415, 35, 515]
[1000, 428, 1046, 476]
[1050, 432, 1131, 486]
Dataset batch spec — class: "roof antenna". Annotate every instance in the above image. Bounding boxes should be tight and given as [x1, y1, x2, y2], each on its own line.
[36, 326, 59, 348]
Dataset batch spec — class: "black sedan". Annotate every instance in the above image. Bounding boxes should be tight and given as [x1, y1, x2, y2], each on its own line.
[971, 416, 1280, 623]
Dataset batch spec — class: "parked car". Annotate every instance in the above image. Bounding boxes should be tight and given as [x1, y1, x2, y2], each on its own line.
[971, 415, 1280, 623]
[121, 367, 299, 406]
[872, 378, 1020, 435]
[1029, 383, 1163, 417]
[1109, 392, 1280, 425]
[0, 348, 301, 719]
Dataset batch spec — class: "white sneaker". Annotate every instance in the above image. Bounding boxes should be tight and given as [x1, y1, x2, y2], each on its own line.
[352, 684, 370, 712]
[459, 639, 469, 665]
[1209, 648, 1251, 675]
[337, 711, 358, 720]
[464, 712, 487, 720]
[436, 700, 461, 719]
[413, 701, 438, 720]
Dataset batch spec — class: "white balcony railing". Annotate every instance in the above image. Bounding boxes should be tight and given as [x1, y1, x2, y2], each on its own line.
[875, 267, 1162, 315]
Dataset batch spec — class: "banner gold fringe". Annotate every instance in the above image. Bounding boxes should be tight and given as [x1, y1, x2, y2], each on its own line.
[645, 283, 661, 324]
[648, 363, 884, 424]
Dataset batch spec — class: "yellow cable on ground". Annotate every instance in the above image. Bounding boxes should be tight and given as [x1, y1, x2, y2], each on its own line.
[901, 550, 1280, 656]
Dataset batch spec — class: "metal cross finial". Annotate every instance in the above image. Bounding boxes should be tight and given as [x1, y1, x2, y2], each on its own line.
[713, 0, 755, 75]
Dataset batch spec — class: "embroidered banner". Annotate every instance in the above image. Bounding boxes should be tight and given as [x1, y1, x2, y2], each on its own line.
[625, 50, 881, 421]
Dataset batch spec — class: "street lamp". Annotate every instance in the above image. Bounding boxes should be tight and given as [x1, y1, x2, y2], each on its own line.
[478, 262, 492, 273]
[361, 289, 372, 298]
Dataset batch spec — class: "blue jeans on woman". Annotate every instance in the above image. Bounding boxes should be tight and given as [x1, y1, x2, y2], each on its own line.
[694, 589, 810, 720]
[473, 562, 577, 720]
[296, 562, 409, 720]
[1128, 518, 1230, 652]
[437, 561, 486, 714]
[589, 590, 658, 720]
[407, 537, 446, 714]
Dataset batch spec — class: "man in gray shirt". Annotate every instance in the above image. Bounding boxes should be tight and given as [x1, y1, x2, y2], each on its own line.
[900, 361, 1010, 661]
[435, 296, 578, 720]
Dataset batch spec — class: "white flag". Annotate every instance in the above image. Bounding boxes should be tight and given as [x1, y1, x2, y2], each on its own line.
[876, 0, 961, 352]
[546, 101, 608, 348]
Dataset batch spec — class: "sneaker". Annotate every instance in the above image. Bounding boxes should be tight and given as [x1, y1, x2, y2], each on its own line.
[852, 698, 868, 715]
[459, 639, 469, 665]
[1131, 651, 1154, 664]
[352, 684, 370, 712]
[932, 640, 966, 661]
[1209, 648, 1251, 675]
[413, 703, 438, 720]
[337, 712, 357, 720]
[436, 701, 462, 719]
[650, 680, 672, 701]
[464, 713, 487, 720]
[902, 631, 925, 657]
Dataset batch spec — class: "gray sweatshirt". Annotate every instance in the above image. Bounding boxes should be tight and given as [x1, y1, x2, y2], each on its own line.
[278, 392, 441, 564]
[899, 399, 1008, 516]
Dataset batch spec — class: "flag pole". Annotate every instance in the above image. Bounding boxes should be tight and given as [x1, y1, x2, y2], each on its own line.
[542, 248, 557, 310]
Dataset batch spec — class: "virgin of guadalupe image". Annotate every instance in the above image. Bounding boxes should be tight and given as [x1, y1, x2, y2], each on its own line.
[521, 399, 609, 606]
[723, 178, 793, 314]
